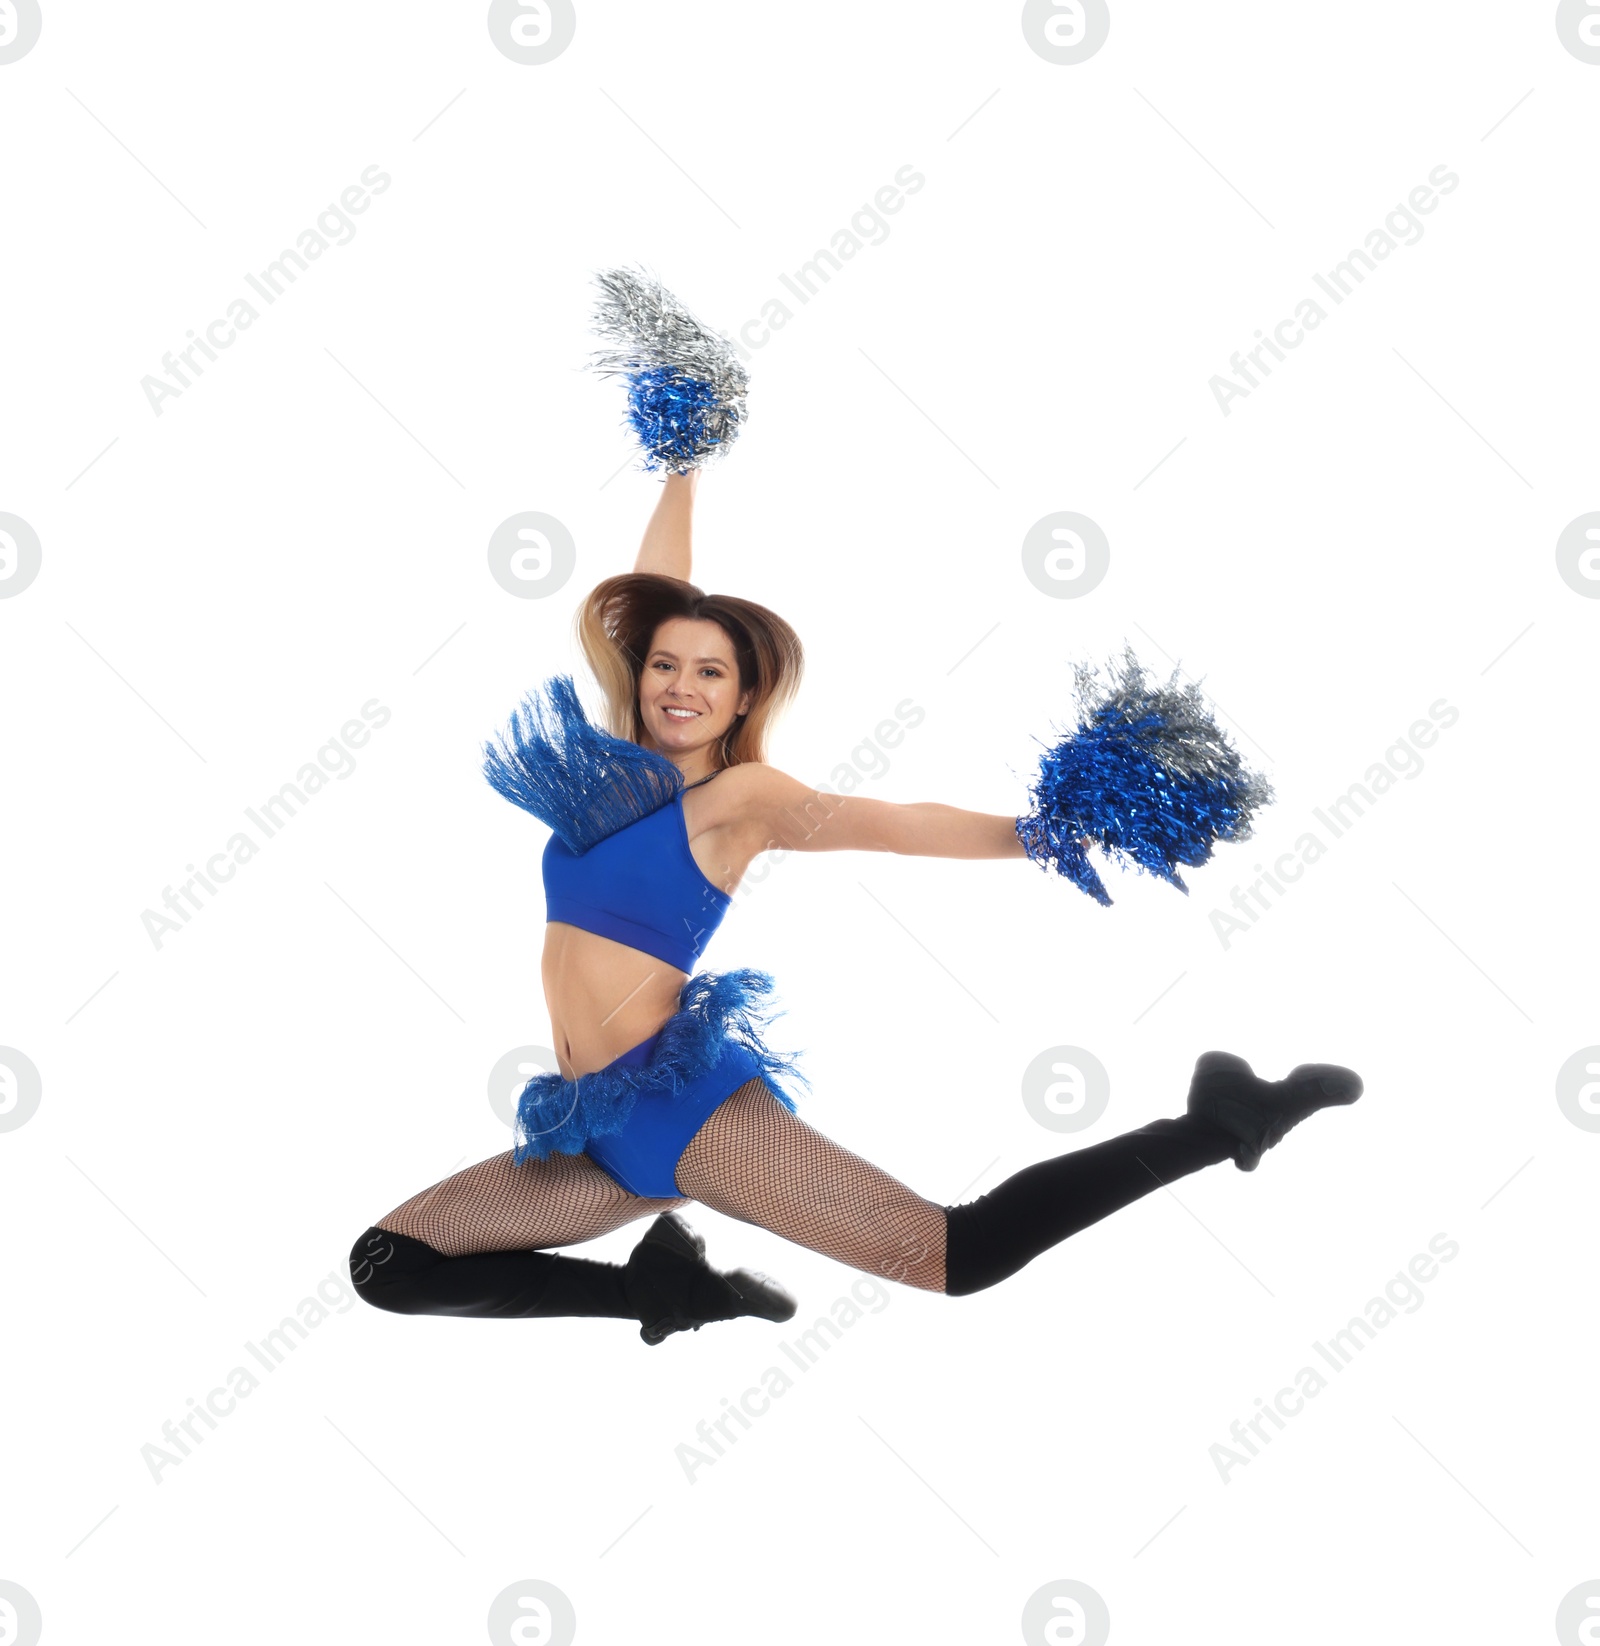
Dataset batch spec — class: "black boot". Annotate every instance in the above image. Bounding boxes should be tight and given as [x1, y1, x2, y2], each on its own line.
[1186, 1051, 1363, 1171]
[622, 1212, 798, 1346]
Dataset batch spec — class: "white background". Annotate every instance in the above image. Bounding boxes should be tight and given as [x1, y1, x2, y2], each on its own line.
[2, 3, 1596, 1642]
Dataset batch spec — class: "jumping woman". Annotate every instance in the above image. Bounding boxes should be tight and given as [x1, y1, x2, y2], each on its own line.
[349, 270, 1363, 1345]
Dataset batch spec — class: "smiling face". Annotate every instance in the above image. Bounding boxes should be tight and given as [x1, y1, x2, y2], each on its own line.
[638, 616, 753, 772]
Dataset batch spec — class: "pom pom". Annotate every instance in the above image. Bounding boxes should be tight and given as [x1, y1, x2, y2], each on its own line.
[589, 265, 749, 474]
[1014, 644, 1274, 905]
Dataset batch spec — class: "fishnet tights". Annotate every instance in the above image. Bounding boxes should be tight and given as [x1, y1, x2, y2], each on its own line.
[676, 1081, 948, 1292]
[374, 1080, 948, 1290]
[375, 1146, 681, 1258]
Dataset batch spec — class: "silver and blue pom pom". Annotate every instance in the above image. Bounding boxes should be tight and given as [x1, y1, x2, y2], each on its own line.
[1015, 645, 1274, 906]
[589, 266, 749, 474]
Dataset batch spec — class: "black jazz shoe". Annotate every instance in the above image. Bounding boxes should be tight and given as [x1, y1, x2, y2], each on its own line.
[623, 1212, 798, 1346]
[1187, 1051, 1363, 1171]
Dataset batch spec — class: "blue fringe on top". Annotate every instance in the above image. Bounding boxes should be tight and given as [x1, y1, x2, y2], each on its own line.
[482, 674, 684, 854]
[513, 968, 809, 1163]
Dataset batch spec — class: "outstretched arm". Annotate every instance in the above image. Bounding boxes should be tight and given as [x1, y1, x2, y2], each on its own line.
[634, 471, 699, 580]
[734, 764, 1029, 862]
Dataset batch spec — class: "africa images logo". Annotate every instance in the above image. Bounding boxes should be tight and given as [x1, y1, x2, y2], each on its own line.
[0, 1, 42, 64]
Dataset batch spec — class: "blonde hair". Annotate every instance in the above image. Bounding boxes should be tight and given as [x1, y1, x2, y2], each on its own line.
[574, 574, 803, 770]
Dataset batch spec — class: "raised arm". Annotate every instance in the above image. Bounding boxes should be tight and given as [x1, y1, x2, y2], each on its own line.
[633, 471, 699, 580]
[731, 763, 1028, 862]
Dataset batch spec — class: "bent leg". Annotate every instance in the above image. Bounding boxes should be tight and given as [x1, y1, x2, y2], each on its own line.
[351, 1147, 685, 1323]
[374, 1147, 684, 1257]
[675, 1081, 950, 1292]
[350, 1225, 644, 1320]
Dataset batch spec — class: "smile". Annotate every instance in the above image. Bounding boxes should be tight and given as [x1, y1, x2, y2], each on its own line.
[663, 706, 701, 720]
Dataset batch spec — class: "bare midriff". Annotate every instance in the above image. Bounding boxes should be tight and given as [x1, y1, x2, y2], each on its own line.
[540, 922, 695, 1078]
[541, 779, 753, 1079]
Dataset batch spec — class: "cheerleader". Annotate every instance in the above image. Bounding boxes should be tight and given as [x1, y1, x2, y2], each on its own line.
[350, 271, 1362, 1345]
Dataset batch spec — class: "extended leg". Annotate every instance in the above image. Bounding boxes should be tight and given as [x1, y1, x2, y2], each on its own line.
[941, 1115, 1235, 1294]
[675, 1081, 952, 1291]
[945, 1052, 1362, 1292]
[678, 1053, 1361, 1297]
[674, 1082, 1237, 1296]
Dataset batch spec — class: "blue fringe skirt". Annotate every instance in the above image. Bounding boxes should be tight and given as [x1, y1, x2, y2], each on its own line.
[513, 968, 807, 1200]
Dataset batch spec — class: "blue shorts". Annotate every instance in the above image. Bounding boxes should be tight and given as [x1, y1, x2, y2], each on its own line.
[583, 1028, 769, 1199]
[511, 968, 807, 1200]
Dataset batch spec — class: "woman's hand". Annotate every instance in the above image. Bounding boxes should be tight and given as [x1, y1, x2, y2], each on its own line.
[633, 470, 699, 581]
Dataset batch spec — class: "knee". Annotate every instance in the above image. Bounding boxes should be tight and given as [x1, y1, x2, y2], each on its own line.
[349, 1225, 438, 1315]
[938, 1201, 1012, 1296]
[873, 1220, 951, 1294]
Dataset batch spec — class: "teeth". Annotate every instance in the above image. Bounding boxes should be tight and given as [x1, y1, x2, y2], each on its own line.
[664, 706, 699, 718]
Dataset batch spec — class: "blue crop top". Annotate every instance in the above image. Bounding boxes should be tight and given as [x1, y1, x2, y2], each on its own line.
[541, 780, 730, 971]
[481, 674, 733, 973]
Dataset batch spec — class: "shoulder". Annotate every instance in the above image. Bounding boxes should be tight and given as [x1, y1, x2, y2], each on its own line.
[706, 760, 808, 818]
[701, 762, 861, 853]
[699, 761, 826, 829]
